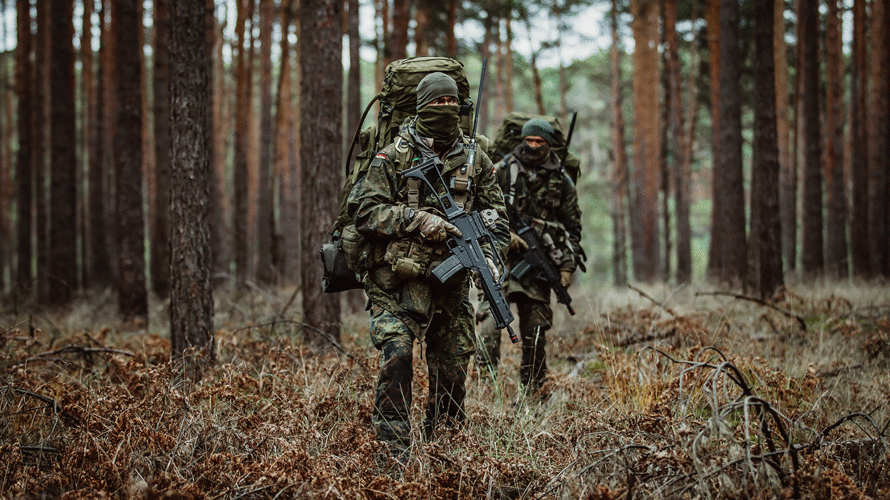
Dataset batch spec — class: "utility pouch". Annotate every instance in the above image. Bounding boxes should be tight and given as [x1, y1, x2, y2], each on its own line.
[320, 231, 363, 293]
[385, 238, 433, 280]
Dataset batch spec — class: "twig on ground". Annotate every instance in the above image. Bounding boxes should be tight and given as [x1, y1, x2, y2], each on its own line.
[695, 291, 807, 331]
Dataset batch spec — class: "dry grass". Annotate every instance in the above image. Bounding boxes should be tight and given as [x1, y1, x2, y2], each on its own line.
[2, 279, 890, 499]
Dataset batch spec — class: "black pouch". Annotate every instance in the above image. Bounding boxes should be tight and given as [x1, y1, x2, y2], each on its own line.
[320, 231, 363, 293]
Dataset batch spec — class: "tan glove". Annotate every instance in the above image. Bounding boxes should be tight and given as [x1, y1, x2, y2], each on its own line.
[560, 269, 573, 289]
[508, 231, 529, 253]
[409, 210, 462, 242]
[473, 257, 500, 289]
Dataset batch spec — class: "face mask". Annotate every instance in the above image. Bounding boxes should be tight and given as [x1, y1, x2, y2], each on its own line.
[415, 105, 460, 148]
[521, 142, 550, 164]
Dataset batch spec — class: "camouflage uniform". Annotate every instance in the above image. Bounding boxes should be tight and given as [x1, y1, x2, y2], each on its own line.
[475, 133, 582, 392]
[348, 117, 509, 452]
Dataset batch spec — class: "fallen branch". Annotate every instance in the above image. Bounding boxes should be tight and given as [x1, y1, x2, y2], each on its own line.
[695, 291, 807, 331]
[9, 387, 82, 427]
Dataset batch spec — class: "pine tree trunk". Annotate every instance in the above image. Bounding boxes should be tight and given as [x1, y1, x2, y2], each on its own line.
[114, 0, 147, 321]
[505, 15, 514, 112]
[707, 0, 747, 285]
[277, 0, 298, 281]
[209, 0, 230, 280]
[751, 0, 783, 299]
[256, 0, 275, 285]
[850, 0, 870, 277]
[868, 0, 890, 277]
[48, 0, 78, 305]
[446, 0, 456, 58]
[774, 0, 794, 273]
[152, 0, 172, 298]
[35, 0, 50, 304]
[825, 0, 848, 278]
[80, 0, 95, 291]
[664, 0, 690, 283]
[15, 0, 33, 293]
[233, 0, 253, 282]
[391, 0, 407, 61]
[704, 0, 722, 277]
[300, 0, 343, 349]
[414, 2, 429, 56]
[610, 0, 629, 287]
[170, 0, 215, 380]
[799, 0, 823, 276]
[631, 0, 661, 282]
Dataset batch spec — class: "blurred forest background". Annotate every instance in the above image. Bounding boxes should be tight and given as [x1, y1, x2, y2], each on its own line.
[0, 0, 888, 356]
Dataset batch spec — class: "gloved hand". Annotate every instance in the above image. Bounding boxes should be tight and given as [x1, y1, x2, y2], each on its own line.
[560, 269, 573, 289]
[508, 231, 529, 253]
[473, 257, 500, 289]
[410, 210, 462, 242]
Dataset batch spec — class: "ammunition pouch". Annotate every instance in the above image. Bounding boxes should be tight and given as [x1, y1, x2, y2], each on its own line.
[385, 238, 434, 280]
[320, 229, 363, 293]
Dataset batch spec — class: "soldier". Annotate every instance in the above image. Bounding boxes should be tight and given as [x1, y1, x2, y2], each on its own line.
[347, 72, 509, 460]
[475, 118, 583, 394]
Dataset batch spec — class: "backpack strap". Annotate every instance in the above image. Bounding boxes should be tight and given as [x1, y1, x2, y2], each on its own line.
[394, 136, 422, 210]
[505, 155, 520, 207]
[450, 164, 471, 209]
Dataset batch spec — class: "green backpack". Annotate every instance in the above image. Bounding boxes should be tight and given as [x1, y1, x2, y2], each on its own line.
[321, 57, 476, 293]
[489, 112, 581, 184]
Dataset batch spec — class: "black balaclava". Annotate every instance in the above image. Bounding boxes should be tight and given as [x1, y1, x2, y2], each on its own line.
[415, 72, 461, 150]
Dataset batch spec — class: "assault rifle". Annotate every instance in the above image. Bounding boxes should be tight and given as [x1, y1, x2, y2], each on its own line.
[403, 156, 518, 343]
[506, 202, 575, 316]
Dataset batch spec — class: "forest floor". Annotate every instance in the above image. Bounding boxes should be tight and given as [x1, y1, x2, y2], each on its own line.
[2, 279, 890, 499]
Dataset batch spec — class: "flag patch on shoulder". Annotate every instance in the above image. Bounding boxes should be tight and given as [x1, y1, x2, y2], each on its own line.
[375, 153, 387, 159]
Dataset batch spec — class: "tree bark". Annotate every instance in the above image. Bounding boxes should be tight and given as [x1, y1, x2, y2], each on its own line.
[80, 0, 96, 291]
[300, 0, 343, 349]
[750, 0, 783, 299]
[114, 0, 148, 321]
[775, 0, 794, 273]
[48, 0, 78, 305]
[256, 0, 275, 285]
[35, 0, 50, 304]
[610, 0, 629, 287]
[868, 0, 890, 277]
[391, 0, 407, 61]
[850, 0, 869, 277]
[170, 0, 215, 381]
[209, 0, 230, 280]
[15, 0, 33, 293]
[446, 0, 457, 58]
[277, 0, 300, 282]
[631, 0, 661, 282]
[233, 0, 253, 282]
[825, 0, 848, 278]
[152, 0, 172, 298]
[799, 0, 823, 276]
[707, 0, 746, 285]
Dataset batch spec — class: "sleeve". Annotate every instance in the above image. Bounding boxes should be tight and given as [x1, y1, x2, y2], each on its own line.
[555, 173, 583, 271]
[473, 151, 511, 260]
[348, 151, 413, 239]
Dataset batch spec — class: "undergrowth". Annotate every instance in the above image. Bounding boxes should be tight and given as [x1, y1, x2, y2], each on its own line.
[2, 281, 890, 499]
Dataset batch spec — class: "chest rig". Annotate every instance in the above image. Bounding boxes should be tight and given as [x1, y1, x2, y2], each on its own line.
[504, 155, 564, 221]
[381, 136, 475, 284]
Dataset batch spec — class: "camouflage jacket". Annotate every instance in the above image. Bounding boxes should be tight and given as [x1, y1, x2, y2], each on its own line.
[497, 146, 583, 303]
[348, 117, 510, 337]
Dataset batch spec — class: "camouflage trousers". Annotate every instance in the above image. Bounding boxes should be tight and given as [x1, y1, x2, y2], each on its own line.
[368, 301, 475, 451]
[475, 295, 553, 391]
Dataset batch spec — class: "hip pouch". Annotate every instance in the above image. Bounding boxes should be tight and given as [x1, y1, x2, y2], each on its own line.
[385, 238, 434, 280]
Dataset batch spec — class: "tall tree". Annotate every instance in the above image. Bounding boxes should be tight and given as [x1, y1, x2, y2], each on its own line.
[774, 0, 794, 273]
[209, 0, 230, 279]
[391, 0, 407, 61]
[90, 0, 115, 289]
[48, 0, 78, 305]
[152, 0, 172, 298]
[15, 0, 33, 293]
[80, 0, 96, 290]
[256, 0, 275, 284]
[300, 0, 343, 349]
[850, 0, 869, 277]
[169, 0, 215, 381]
[868, 0, 890, 277]
[233, 0, 254, 282]
[115, 0, 148, 320]
[798, 0, 823, 276]
[750, 0, 783, 298]
[446, 0, 457, 57]
[664, 0, 691, 283]
[706, 0, 746, 284]
[610, 0, 629, 287]
[825, 0, 847, 278]
[35, 0, 50, 304]
[630, 0, 661, 282]
[277, 0, 300, 282]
